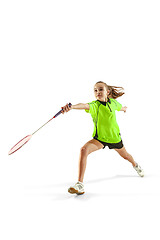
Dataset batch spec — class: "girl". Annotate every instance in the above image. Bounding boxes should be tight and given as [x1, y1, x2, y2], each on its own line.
[61, 81, 144, 195]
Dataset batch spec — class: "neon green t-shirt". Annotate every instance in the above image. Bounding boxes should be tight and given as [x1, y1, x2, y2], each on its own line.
[85, 98, 122, 143]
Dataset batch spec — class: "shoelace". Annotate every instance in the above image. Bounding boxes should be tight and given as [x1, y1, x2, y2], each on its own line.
[76, 182, 84, 190]
[135, 165, 142, 172]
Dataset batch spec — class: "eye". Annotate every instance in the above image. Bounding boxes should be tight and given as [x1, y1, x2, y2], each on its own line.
[94, 89, 97, 92]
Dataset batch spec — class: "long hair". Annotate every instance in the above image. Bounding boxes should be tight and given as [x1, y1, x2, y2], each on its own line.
[96, 81, 125, 99]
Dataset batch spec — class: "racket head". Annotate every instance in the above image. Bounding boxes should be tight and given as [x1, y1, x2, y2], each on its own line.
[8, 135, 32, 155]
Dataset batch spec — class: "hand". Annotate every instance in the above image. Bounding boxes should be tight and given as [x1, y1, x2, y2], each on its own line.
[123, 106, 127, 113]
[61, 103, 72, 114]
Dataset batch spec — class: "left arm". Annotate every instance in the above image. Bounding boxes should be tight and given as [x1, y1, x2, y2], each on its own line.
[120, 106, 127, 112]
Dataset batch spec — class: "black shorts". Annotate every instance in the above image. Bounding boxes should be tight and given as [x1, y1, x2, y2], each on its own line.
[93, 137, 124, 149]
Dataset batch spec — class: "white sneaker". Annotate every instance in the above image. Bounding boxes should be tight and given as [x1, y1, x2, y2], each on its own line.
[133, 163, 144, 177]
[68, 181, 85, 195]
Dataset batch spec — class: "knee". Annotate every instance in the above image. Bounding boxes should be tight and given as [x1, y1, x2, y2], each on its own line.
[80, 146, 89, 156]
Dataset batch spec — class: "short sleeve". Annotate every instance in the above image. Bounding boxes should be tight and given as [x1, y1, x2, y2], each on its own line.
[85, 101, 98, 114]
[114, 99, 122, 111]
[85, 107, 89, 113]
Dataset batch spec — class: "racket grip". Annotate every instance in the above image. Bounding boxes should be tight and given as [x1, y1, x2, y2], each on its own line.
[68, 103, 72, 108]
[54, 103, 72, 118]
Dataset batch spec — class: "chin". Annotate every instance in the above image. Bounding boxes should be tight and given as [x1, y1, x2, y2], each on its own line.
[97, 97, 102, 100]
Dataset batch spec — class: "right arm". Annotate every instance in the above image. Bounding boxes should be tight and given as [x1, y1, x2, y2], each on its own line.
[61, 103, 89, 114]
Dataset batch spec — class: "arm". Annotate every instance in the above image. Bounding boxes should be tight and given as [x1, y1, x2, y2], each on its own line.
[61, 103, 89, 114]
[71, 103, 89, 110]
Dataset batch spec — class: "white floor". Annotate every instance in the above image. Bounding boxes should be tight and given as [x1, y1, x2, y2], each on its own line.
[1, 142, 160, 240]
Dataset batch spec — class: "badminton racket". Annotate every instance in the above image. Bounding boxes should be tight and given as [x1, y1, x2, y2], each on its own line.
[8, 103, 72, 155]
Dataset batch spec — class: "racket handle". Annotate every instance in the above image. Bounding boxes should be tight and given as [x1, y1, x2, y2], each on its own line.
[54, 103, 72, 118]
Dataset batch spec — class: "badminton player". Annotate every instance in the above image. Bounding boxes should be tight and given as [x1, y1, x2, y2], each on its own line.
[61, 81, 144, 195]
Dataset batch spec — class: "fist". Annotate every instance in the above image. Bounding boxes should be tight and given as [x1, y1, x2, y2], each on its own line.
[61, 103, 72, 114]
[123, 106, 127, 113]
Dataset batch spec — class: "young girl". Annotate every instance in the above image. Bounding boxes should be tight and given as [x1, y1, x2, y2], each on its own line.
[61, 81, 144, 195]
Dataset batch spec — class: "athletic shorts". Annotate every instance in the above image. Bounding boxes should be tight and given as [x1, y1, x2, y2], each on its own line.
[93, 137, 124, 149]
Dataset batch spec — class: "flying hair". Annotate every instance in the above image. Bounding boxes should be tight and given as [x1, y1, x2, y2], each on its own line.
[95, 81, 125, 99]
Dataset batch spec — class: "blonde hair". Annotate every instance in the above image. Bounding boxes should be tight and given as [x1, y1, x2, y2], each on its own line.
[95, 81, 125, 99]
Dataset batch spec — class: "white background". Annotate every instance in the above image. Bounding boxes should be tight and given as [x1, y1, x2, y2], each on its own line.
[0, 0, 160, 239]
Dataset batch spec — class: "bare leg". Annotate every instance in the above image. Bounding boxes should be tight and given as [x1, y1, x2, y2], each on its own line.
[78, 139, 103, 182]
[114, 146, 137, 167]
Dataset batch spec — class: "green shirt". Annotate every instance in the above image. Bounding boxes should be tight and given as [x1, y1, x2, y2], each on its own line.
[85, 98, 122, 143]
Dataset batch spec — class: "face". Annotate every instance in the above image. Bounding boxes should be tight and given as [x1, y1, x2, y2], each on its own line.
[94, 83, 110, 102]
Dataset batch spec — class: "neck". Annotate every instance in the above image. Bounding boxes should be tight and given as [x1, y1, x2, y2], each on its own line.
[98, 97, 108, 102]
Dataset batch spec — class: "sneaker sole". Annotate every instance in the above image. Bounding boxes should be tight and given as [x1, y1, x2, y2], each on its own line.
[68, 187, 85, 195]
[137, 170, 144, 177]
[139, 174, 144, 177]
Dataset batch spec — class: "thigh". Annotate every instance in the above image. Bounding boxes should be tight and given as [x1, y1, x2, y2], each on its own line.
[82, 139, 104, 155]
